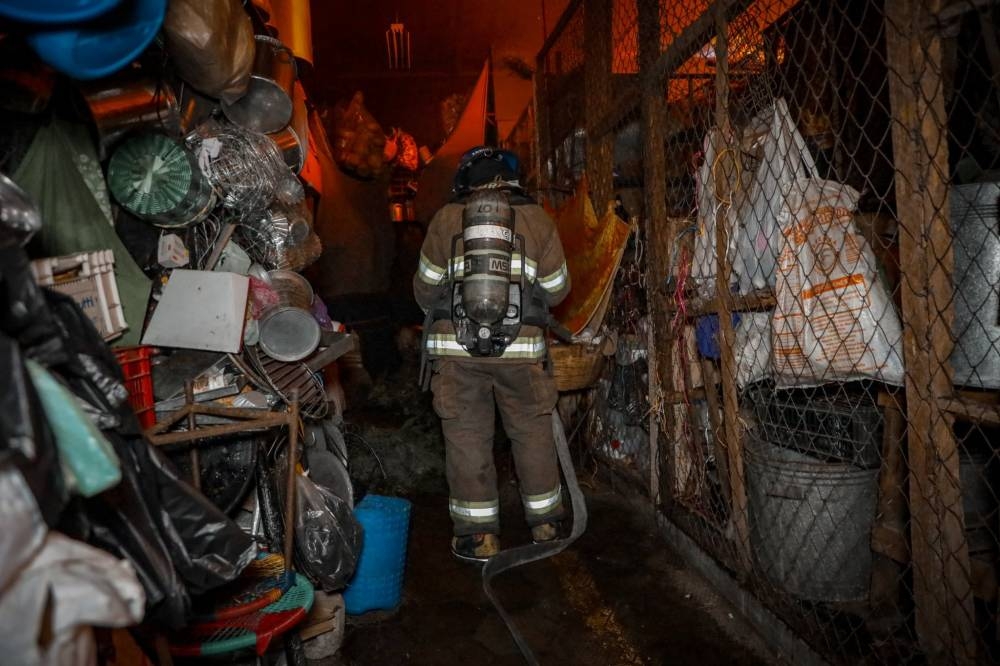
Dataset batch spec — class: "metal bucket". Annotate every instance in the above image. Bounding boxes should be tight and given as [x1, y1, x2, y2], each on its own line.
[82, 77, 179, 158]
[222, 35, 296, 134]
[267, 82, 309, 174]
[951, 182, 1000, 388]
[258, 269, 319, 362]
[745, 437, 878, 602]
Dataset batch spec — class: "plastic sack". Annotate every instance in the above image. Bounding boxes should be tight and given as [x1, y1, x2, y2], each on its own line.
[734, 312, 771, 388]
[0, 466, 47, 593]
[331, 92, 386, 178]
[732, 99, 818, 295]
[0, 332, 68, 527]
[162, 0, 254, 104]
[0, 532, 144, 666]
[692, 127, 742, 298]
[25, 359, 121, 497]
[772, 178, 905, 387]
[295, 473, 363, 591]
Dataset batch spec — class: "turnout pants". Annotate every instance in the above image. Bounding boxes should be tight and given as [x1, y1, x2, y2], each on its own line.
[431, 359, 564, 536]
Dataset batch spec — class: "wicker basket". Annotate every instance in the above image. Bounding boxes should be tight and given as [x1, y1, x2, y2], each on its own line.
[549, 342, 605, 392]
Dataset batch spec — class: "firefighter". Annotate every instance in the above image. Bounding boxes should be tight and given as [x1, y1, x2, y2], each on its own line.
[413, 146, 570, 562]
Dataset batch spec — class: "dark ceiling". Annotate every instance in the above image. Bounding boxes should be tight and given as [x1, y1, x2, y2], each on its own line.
[309, 0, 569, 148]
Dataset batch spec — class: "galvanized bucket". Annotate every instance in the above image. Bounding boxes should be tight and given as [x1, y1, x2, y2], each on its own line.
[950, 182, 1000, 388]
[745, 437, 878, 602]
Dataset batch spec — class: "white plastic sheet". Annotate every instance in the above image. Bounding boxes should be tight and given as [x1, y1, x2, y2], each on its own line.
[0, 532, 144, 666]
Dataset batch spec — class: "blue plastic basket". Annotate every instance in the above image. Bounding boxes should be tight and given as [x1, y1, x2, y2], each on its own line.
[343, 495, 412, 615]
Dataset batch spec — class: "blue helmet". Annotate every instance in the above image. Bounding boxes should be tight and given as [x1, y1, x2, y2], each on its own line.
[453, 146, 520, 194]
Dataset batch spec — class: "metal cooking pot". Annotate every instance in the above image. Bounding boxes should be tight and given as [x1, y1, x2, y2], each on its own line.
[258, 305, 321, 362]
[265, 269, 314, 309]
[82, 77, 180, 158]
[222, 35, 297, 134]
[268, 81, 310, 174]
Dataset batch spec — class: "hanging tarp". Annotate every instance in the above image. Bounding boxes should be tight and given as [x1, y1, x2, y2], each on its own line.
[13, 119, 152, 346]
[414, 59, 490, 222]
[550, 181, 631, 336]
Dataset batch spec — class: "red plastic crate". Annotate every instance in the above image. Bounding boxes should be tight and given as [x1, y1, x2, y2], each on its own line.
[114, 345, 156, 429]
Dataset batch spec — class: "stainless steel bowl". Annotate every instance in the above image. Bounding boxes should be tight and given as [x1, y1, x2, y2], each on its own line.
[222, 35, 297, 134]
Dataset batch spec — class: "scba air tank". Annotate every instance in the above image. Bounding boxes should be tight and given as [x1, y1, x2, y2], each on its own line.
[461, 190, 514, 328]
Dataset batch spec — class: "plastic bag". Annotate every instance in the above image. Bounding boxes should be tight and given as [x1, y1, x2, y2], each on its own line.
[0, 332, 68, 527]
[734, 312, 771, 388]
[162, 0, 255, 104]
[331, 92, 386, 178]
[692, 128, 742, 298]
[25, 359, 122, 497]
[295, 473, 363, 591]
[732, 99, 818, 295]
[0, 532, 144, 666]
[771, 178, 905, 386]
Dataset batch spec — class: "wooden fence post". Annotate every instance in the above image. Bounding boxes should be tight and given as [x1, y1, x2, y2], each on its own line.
[885, 0, 977, 661]
[638, 0, 673, 506]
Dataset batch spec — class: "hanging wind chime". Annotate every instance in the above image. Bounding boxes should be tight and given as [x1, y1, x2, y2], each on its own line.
[386, 15, 412, 70]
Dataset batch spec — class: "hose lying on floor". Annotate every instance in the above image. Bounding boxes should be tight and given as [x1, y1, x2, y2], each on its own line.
[481, 412, 589, 665]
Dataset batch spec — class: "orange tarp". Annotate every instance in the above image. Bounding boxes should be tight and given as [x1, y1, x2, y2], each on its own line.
[550, 181, 632, 335]
[414, 59, 490, 222]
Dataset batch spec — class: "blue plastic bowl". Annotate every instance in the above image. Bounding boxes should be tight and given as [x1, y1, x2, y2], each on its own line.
[25, 0, 165, 80]
[0, 0, 121, 24]
[343, 495, 412, 615]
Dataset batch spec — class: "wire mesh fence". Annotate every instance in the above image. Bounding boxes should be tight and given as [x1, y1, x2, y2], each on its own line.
[526, 0, 1000, 662]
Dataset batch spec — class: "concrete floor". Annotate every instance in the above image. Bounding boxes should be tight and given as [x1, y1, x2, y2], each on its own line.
[330, 360, 773, 665]
[334, 486, 772, 665]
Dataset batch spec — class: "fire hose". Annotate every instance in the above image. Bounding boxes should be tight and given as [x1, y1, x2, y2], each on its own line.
[481, 411, 588, 665]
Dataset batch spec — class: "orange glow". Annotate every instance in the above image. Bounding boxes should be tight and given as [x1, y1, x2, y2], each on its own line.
[612, 0, 798, 102]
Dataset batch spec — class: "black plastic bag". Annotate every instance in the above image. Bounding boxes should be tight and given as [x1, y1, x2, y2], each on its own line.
[63, 430, 192, 628]
[0, 333, 67, 527]
[295, 474, 363, 591]
[143, 441, 257, 595]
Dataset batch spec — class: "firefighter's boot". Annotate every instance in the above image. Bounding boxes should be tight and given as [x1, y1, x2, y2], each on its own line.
[451, 533, 500, 563]
[531, 522, 561, 544]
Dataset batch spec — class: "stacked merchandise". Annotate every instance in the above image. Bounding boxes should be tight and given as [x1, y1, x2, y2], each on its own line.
[0, 0, 389, 661]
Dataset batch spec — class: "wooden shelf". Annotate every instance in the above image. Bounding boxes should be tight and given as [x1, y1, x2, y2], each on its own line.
[666, 289, 776, 318]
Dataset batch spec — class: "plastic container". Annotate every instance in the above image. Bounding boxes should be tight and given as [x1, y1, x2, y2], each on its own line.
[0, 0, 121, 24]
[749, 389, 883, 468]
[25, 0, 166, 80]
[31, 249, 127, 341]
[114, 345, 156, 428]
[343, 495, 412, 615]
[695, 313, 740, 359]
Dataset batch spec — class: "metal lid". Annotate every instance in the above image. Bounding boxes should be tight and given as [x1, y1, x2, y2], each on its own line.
[258, 306, 321, 362]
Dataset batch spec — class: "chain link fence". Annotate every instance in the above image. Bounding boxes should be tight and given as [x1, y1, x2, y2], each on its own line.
[524, 0, 1000, 662]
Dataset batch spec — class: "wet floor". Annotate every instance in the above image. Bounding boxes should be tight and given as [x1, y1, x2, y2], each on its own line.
[335, 485, 772, 665]
[331, 359, 773, 665]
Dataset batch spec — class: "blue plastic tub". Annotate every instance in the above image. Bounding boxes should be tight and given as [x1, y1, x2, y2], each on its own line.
[343, 495, 412, 615]
[26, 0, 166, 80]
